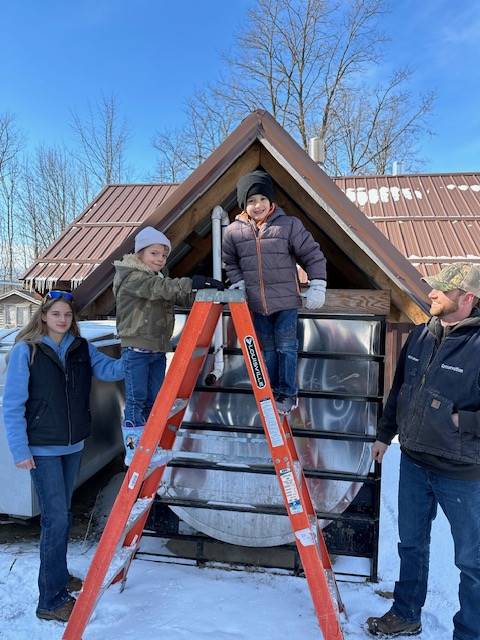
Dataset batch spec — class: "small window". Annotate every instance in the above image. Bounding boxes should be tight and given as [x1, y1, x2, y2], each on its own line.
[17, 306, 30, 326]
[5, 305, 16, 327]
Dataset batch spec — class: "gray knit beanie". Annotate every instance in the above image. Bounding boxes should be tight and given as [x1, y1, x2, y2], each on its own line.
[134, 226, 171, 253]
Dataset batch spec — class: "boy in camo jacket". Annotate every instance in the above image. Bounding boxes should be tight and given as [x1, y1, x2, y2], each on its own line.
[113, 226, 223, 465]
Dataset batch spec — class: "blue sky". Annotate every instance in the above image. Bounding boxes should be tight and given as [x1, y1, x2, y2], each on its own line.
[1, 0, 479, 178]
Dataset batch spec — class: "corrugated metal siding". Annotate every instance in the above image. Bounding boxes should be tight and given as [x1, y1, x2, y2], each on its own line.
[23, 184, 178, 290]
[334, 174, 480, 276]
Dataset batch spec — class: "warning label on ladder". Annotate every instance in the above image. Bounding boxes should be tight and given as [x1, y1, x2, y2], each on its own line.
[279, 467, 303, 514]
[259, 399, 284, 447]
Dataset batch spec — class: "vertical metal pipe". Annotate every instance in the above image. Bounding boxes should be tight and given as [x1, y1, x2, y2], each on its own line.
[205, 206, 230, 385]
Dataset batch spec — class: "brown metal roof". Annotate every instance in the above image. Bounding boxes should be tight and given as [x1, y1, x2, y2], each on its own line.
[23, 184, 178, 292]
[334, 174, 480, 276]
[23, 111, 436, 320]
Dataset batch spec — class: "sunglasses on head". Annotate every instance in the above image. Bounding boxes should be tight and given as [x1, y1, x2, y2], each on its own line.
[44, 290, 74, 301]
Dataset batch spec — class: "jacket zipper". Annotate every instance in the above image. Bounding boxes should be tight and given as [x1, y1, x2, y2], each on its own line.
[63, 340, 81, 445]
[250, 220, 268, 314]
[65, 369, 72, 445]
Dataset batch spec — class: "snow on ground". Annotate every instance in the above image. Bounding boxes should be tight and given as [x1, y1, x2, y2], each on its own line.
[0, 444, 459, 639]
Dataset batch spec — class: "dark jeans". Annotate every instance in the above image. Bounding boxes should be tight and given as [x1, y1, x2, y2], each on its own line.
[30, 451, 82, 611]
[252, 308, 298, 398]
[123, 348, 167, 425]
[392, 453, 480, 640]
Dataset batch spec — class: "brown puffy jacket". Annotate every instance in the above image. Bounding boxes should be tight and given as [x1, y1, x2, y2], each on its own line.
[222, 207, 326, 315]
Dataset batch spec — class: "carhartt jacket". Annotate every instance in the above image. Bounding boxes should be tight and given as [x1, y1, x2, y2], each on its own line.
[222, 207, 326, 315]
[113, 254, 193, 351]
[377, 311, 480, 466]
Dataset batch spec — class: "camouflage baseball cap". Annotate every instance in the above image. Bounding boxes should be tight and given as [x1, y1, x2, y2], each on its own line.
[423, 262, 480, 297]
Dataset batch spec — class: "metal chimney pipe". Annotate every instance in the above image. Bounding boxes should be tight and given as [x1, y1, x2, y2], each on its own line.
[308, 136, 325, 168]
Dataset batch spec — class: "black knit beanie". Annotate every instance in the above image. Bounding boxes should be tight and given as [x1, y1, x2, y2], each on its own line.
[236, 170, 275, 210]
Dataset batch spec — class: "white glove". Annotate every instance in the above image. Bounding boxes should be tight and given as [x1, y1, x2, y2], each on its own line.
[229, 279, 246, 291]
[303, 279, 326, 310]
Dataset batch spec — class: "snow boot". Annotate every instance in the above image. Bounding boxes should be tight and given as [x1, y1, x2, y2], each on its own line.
[36, 596, 76, 622]
[122, 421, 173, 468]
[367, 610, 421, 636]
[275, 395, 298, 415]
[66, 574, 83, 593]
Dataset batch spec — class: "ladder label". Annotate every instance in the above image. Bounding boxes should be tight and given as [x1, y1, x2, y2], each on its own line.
[244, 336, 266, 388]
[295, 527, 315, 546]
[279, 467, 303, 514]
[259, 399, 284, 447]
[128, 472, 139, 490]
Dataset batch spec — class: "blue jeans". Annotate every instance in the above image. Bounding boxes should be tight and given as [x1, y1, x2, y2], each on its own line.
[123, 348, 167, 425]
[252, 309, 298, 398]
[392, 453, 480, 640]
[30, 451, 82, 611]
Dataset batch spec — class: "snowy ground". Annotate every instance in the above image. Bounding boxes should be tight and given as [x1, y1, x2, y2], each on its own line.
[0, 444, 459, 639]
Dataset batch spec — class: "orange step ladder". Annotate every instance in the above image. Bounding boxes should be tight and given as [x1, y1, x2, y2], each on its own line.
[63, 290, 345, 640]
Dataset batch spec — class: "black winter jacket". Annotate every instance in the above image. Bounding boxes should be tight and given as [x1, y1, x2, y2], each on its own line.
[377, 311, 480, 468]
[26, 338, 92, 446]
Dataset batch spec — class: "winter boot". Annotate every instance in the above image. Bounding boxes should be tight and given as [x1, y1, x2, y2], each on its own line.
[122, 421, 173, 468]
[367, 610, 421, 636]
[36, 596, 76, 622]
[66, 574, 83, 593]
[275, 395, 298, 415]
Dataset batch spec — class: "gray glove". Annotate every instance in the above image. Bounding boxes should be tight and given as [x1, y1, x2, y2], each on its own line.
[229, 279, 246, 291]
[303, 279, 326, 310]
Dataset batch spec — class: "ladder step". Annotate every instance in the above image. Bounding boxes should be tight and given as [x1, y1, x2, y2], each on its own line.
[100, 543, 137, 594]
[169, 398, 188, 418]
[124, 496, 154, 537]
[191, 346, 210, 358]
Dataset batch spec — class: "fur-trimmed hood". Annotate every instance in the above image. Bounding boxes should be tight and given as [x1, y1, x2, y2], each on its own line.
[112, 254, 164, 296]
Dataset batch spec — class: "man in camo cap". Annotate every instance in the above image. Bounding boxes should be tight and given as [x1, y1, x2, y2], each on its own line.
[367, 262, 480, 639]
[424, 261, 480, 299]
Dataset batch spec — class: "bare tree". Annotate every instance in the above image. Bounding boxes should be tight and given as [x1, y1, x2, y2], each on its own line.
[153, 89, 239, 182]
[154, 0, 433, 177]
[0, 160, 20, 279]
[0, 112, 22, 177]
[325, 69, 434, 174]
[18, 145, 81, 259]
[71, 94, 131, 196]
[0, 113, 23, 279]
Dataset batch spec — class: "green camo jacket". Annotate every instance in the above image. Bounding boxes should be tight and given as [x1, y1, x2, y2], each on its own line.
[113, 254, 193, 351]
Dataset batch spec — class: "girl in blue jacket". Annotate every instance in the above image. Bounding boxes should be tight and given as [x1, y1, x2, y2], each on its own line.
[2, 291, 124, 623]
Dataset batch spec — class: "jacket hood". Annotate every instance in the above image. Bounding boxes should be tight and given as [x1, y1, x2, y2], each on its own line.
[428, 307, 480, 338]
[113, 253, 163, 295]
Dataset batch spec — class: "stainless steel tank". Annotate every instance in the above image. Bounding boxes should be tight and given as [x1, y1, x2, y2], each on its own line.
[160, 313, 381, 547]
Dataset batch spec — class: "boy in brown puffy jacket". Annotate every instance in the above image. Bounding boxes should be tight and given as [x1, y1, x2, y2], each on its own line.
[222, 170, 327, 414]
